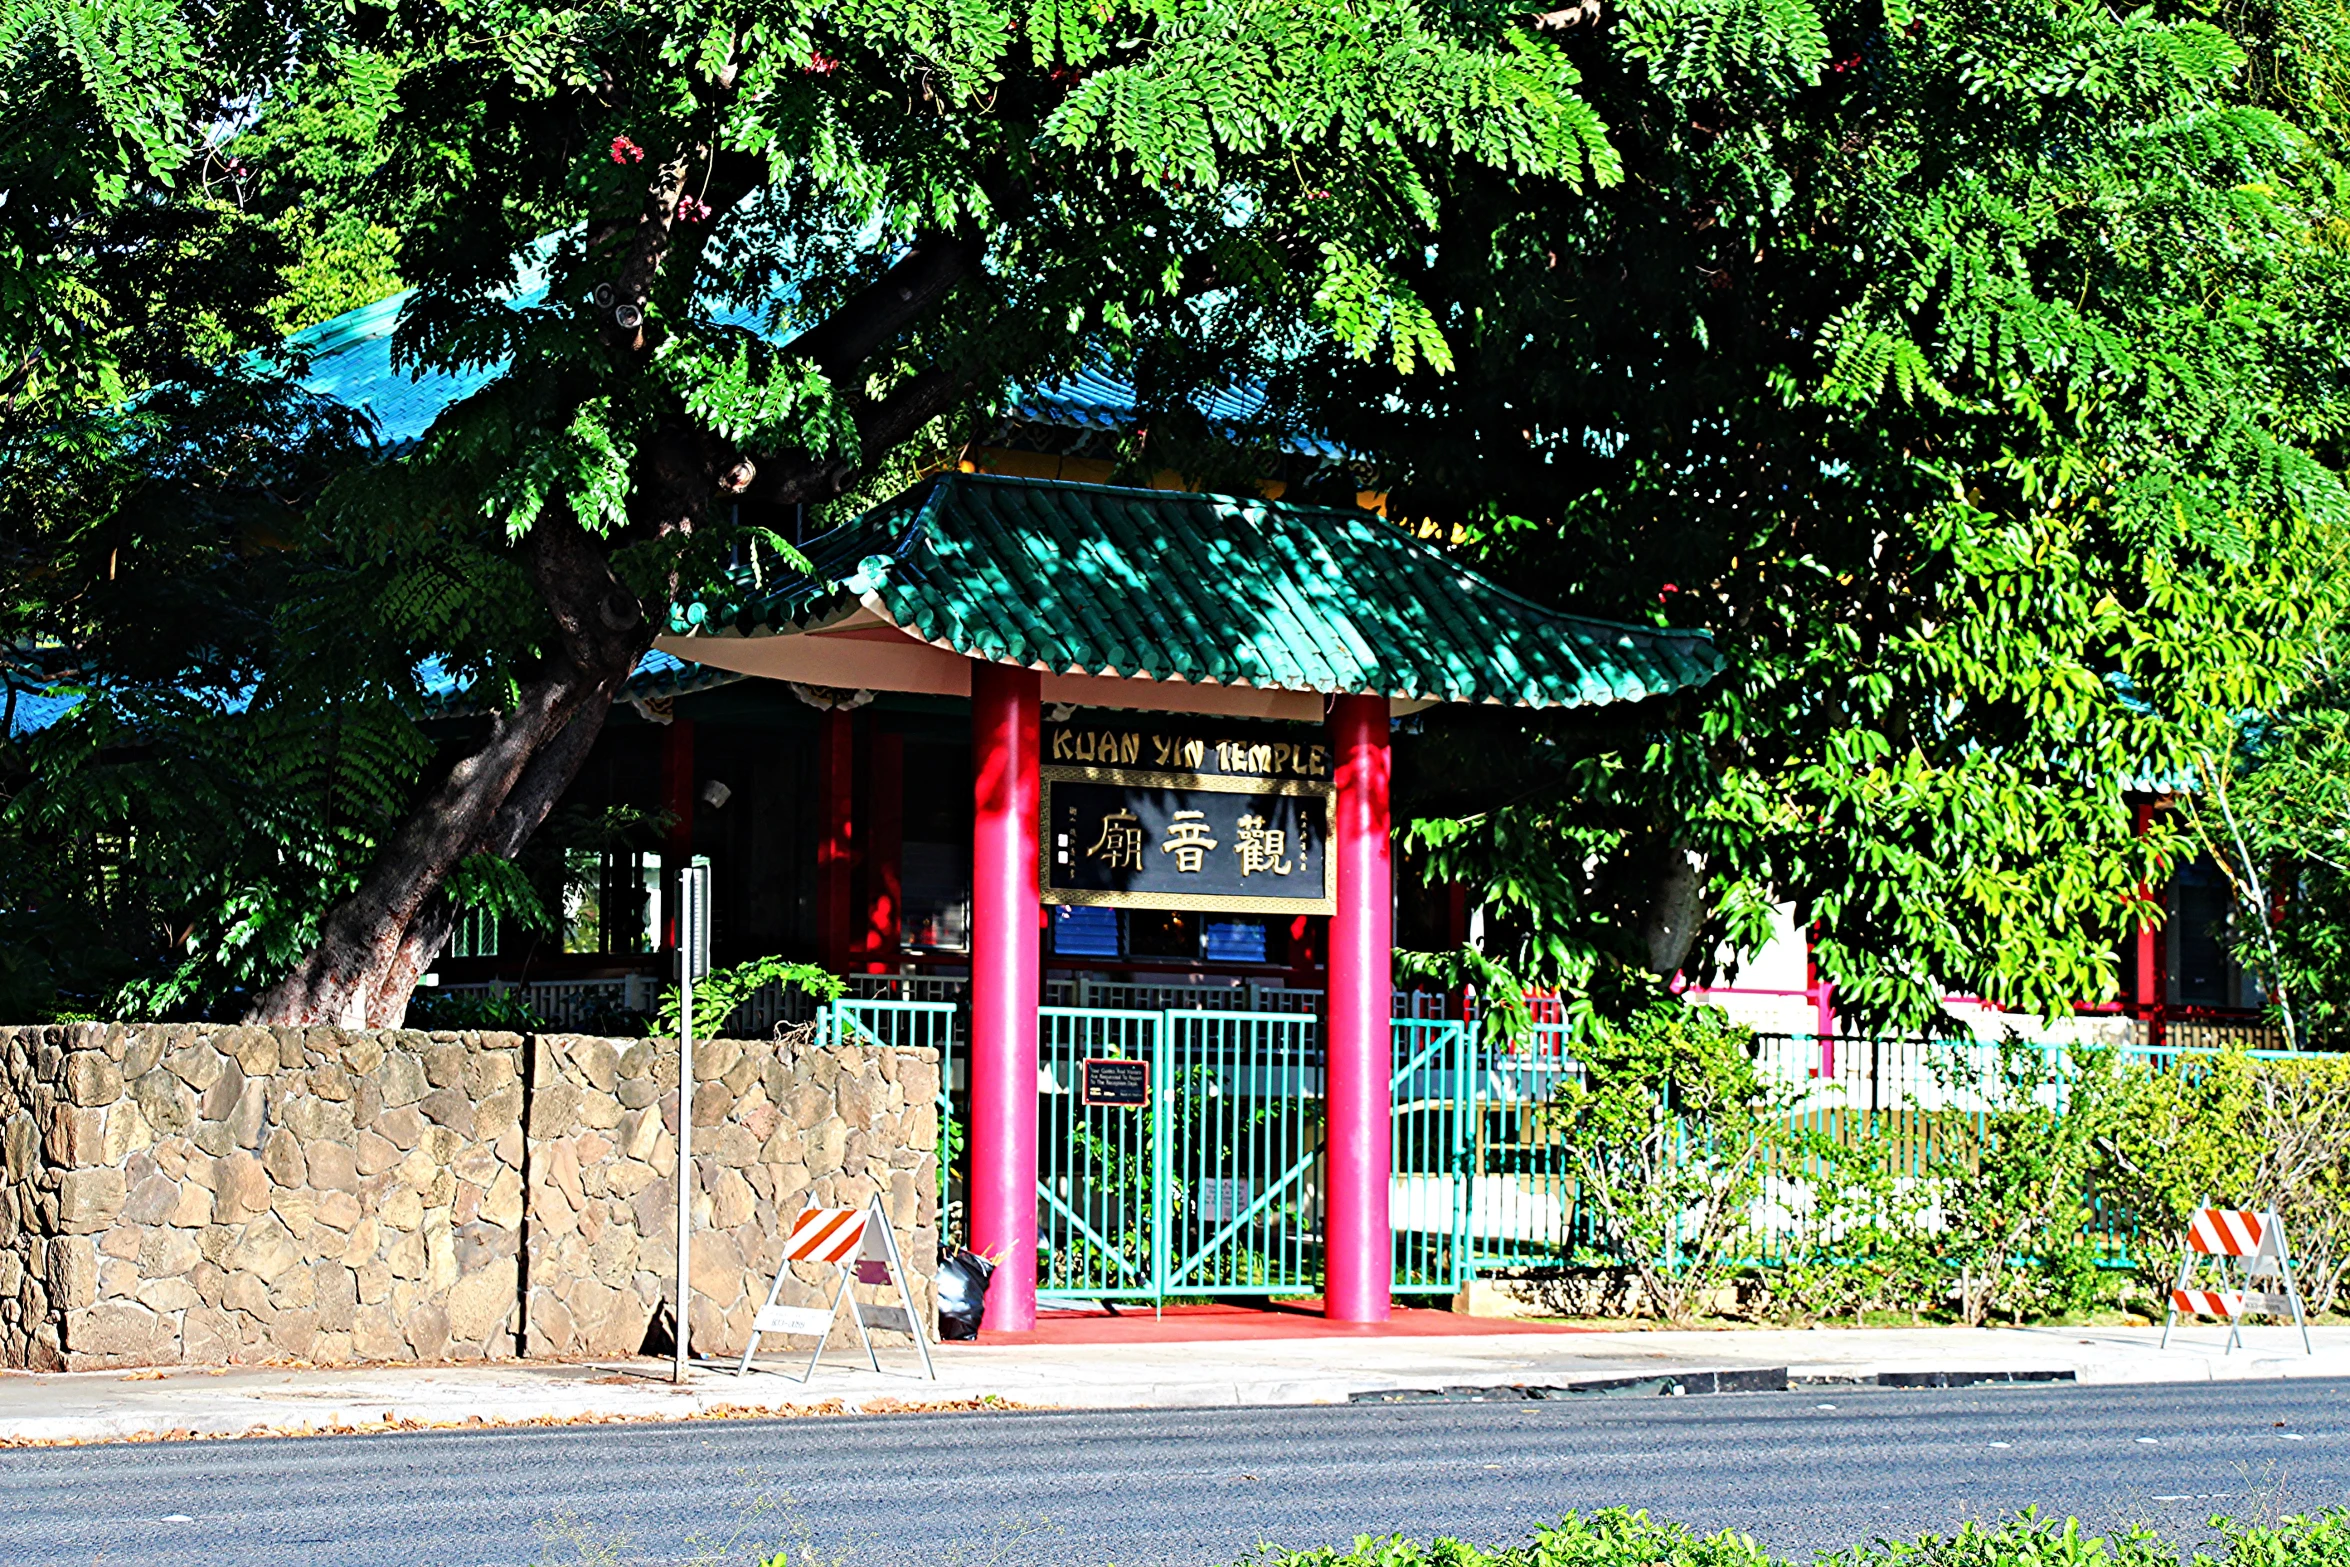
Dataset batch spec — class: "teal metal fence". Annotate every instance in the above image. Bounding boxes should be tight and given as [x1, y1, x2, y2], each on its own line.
[825, 997, 962, 1231]
[825, 998, 2310, 1299]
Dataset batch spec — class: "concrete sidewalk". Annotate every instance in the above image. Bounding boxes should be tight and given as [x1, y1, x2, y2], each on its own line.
[1, 1321, 2343, 1446]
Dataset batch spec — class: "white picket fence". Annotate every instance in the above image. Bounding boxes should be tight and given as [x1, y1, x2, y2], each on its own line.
[421, 974, 663, 1028]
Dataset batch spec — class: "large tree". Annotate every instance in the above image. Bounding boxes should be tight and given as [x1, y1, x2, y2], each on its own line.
[1259, 0, 2350, 1032]
[0, 0, 400, 1019]
[18, 0, 2349, 1036]
[9, 0, 1624, 1024]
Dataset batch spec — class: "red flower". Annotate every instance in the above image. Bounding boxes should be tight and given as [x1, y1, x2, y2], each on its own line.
[676, 194, 713, 223]
[610, 135, 645, 164]
[803, 51, 838, 74]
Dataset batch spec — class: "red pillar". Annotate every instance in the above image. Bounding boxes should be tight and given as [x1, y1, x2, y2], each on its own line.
[860, 729, 904, 971]
[2132, 800, 2161, 1039]
[969, 663, 1041, 1331]
[1325, 694, 1392, 1322]
[1808, 950, 1836, 1078]
[816, 710, 854, 975]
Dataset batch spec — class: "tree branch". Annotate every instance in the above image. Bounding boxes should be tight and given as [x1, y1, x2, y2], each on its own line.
[784, 232, 986, 378]
[2214, 776, 2299, 1050]
[753, 360, 983, 508]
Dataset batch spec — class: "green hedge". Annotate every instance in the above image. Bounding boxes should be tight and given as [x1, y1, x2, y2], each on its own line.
[1247, 1510, 2350, 1567]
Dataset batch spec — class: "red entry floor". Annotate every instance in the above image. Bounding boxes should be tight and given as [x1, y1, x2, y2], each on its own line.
[947, 1299, 1593, 1346]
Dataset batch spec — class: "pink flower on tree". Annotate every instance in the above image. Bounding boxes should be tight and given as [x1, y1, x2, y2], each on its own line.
[610, 135, 645, 164]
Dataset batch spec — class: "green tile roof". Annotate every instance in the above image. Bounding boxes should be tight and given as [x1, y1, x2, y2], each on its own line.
[682, 474, 1720, 709]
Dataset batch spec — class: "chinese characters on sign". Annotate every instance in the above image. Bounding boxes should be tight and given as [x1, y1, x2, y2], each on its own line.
[1088, 809, 1144, 871]
[1233, 814, 1292, 877]
[1161, 811, 1217, 872]
[1041, 769, 1334, 914]
[1040, 718, 1336, 914]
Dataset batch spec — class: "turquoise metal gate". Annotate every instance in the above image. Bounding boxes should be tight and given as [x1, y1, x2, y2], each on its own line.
[1159, 1009, 1323, 1297]
[1390, 1017, 1475, 1292]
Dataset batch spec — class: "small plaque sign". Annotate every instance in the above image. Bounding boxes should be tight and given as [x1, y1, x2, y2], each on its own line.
[1196, 1177, 1255, 1222]
[1081, 1057, 1151, 1108]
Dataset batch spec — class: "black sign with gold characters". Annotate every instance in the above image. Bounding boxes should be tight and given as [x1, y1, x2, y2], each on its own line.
[1040, 721, 1335, 915]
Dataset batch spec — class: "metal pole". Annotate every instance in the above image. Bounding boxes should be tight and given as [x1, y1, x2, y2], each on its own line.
[674, 967, 693, 1383]
[672, 859, 708, 1384]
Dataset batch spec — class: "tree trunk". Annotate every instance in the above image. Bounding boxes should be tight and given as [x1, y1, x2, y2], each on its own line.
[1640, 843, 1708, 978]
[361, 698, 619, 1027]
[245, 515, 651, 1026]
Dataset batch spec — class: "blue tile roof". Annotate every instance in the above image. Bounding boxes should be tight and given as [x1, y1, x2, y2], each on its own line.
[418, 647, 744, 718]
[287, 293, 507, 449]
[6, 688, 79, 738]
[285, 288, 1328, 458]
[1011, 365, 1346, 459]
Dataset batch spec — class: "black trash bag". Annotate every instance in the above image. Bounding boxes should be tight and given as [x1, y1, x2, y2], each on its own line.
[936, 1248, 995, 1341]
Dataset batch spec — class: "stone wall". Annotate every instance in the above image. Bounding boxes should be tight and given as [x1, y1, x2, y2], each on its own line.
[522, 1032, 939, 1358]
[0, 1024, 936, 1371]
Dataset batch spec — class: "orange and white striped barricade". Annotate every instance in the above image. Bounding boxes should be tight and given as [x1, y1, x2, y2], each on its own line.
[735, 1195, 936, 1382]
[2160, 1207, 2312, 1355]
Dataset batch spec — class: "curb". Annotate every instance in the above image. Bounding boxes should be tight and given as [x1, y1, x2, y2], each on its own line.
[1345, 1366, 2092, 1403]
[1791, 1370, 2078, 1388]
[0, 1390, 1031, 1448]
[1349, 1367, 1792, 1403]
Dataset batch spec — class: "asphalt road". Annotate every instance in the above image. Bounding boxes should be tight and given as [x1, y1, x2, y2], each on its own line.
[3, 1379, 2343, 1567]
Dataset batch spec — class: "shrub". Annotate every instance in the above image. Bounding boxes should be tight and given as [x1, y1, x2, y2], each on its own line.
[647, 956, 845, 1041]
[545, 1503, 2350, 1566]
[2098, 1051, 2350, 1315]
[1927, 1044, 2119, 1325]
[2207, 1509, 2350, 1567]
[1766, 1114, 1946, 1325]
[404, 984, 548, 1031]
[1824, 1513, 2202, 1567]
[1544, 1004, 1782, 1324]
[1259, 1512, 1766, 1567]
